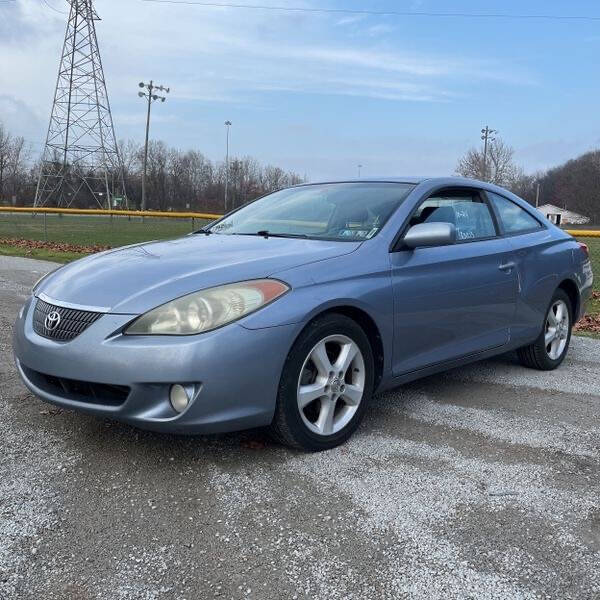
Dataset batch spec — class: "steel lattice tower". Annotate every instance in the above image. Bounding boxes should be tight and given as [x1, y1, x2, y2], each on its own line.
[34, 0, 126, 208]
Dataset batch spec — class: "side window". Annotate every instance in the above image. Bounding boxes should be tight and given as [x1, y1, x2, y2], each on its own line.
[412, 191, 497, 241]
[488, 192, 542, 234]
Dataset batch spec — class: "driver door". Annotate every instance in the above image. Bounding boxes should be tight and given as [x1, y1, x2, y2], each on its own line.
[390, 188, 518, 376]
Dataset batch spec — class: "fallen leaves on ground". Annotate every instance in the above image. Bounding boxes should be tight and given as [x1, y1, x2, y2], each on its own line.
[576, 290, 600, 333]
[239, 437, 270, 450]
[0, 238, 110, 254]
[39, 407, 63, 416]
[575, 314, 600, 333]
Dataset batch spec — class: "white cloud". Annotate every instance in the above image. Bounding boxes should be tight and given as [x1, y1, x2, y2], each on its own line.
[367, 23, 395, 37]
[0, 0, 527, 118]
[335, 15, 366, 27]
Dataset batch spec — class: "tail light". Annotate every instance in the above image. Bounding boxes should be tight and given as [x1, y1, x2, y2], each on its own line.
[578, 242, 589, 258]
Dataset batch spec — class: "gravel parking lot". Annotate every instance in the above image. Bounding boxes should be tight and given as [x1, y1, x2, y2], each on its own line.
[1, 255, 599, 600]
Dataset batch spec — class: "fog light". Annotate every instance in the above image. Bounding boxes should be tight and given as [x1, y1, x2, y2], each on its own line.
[170, 384, 190, 413]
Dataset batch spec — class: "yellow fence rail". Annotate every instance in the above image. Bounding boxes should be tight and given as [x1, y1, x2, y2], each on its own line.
[566, 230, 600, 238]
[0, 206, 223, 220]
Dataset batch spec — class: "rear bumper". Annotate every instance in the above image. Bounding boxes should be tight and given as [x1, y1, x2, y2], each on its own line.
[13, 296, 297, 434]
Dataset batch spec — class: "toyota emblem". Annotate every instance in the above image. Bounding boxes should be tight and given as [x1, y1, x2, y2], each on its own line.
[45, 311, 61, 332]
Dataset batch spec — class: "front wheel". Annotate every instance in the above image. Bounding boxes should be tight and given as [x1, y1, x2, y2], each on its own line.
[517, 289, 572, 371]
[270, 314, 374, 451]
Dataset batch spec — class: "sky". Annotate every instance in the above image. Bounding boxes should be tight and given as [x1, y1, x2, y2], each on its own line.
[1, 0, 599, 181]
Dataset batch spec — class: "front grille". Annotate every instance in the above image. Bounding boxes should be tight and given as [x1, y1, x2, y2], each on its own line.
[22, 365, 130, 407]
[33, 298, 103, 341]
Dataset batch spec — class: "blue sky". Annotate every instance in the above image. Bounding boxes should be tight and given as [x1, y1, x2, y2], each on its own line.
[1, 0, 599, 180]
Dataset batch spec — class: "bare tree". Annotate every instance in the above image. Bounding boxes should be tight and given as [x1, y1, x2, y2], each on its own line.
[146, 140, 169, 211]
[0, 123, 31, 203]
[0, 123, 12, 201]
[6, 135, 28, 201]
[456, 138, 520, 186]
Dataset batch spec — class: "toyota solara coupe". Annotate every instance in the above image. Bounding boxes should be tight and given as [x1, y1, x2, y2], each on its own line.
[13, 177, 594, 450]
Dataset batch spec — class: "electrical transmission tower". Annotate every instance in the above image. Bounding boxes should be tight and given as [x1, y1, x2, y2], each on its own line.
[35, 0, 126, 208]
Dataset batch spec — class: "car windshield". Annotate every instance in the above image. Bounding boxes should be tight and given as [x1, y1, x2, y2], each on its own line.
[209, 182, 415, 241]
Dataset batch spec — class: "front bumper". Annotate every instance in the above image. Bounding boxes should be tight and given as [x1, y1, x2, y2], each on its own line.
[13, 296, 298, 434]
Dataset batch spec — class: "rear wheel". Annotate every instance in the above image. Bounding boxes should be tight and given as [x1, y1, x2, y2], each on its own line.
[270, 314, 374, 451]
[517, 289, 572, 371]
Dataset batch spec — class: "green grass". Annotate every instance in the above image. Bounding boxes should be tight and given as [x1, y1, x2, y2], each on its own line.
[574, 330, 600, 340]
[0, 213, 211, 248]
[0, 244, 87, 263]
[586, 238, 600, 295]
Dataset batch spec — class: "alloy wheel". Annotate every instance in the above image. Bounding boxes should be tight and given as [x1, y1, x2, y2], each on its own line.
[297, 334, 366, 436]
[545, 299, 569, 360]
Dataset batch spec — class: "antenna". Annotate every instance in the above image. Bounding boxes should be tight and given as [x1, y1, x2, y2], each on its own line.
[34, 0, 126, 209]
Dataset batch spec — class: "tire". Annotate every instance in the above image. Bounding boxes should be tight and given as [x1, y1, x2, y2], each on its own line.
[517, 288, 573, 371]
[270, 313, 374, 451]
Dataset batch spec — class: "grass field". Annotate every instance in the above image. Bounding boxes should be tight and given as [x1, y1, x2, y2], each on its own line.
[0, 243, 86, 263]
[587, 238, 600, 291]
[584, 238, 600, 330]
[0, 213, 212, 248]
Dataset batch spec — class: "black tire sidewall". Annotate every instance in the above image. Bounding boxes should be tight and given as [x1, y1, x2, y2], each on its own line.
[276, 314, 374, 451]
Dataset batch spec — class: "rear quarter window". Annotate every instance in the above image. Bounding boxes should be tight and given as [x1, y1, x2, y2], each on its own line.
[488, 192, 543, 234]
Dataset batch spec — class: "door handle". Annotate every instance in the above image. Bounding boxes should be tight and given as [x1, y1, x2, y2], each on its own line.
[499, 261, 515, 272]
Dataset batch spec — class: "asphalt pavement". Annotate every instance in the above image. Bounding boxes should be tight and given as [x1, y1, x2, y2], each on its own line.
[1, 255, 599, 600]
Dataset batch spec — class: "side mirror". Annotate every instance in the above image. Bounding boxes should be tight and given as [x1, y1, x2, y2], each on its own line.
[403, 222, 456, 249]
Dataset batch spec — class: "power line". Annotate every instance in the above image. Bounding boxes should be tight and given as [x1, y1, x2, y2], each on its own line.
[40, 0, 68, 14]
[140, 1, 600, 22]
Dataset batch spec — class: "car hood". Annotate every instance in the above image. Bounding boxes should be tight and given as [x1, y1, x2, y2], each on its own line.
[37, 234, 361, 314]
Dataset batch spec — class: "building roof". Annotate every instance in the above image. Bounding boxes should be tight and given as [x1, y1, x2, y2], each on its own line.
[536, 204, 588, 218]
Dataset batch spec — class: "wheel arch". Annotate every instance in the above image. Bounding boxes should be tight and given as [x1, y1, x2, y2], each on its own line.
[304, 305, 385, 391]
[557, 278, 580, 320]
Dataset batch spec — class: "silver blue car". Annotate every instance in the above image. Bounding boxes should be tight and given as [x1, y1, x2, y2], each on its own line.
[13, 177, 594, 450]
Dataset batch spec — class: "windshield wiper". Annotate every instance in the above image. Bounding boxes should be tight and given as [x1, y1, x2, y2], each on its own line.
[193, 227, 214, 235]
[236, 230, 309, 239]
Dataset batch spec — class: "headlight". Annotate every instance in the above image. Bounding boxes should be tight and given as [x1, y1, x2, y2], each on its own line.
[124, 279, 290, 336]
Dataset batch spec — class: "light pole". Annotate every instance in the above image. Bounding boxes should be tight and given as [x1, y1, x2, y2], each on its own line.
[138, 81, 170, 211]
[224, 121, 232, 212]
[357, 164, 363, 178]
[481, 125, 497, 182]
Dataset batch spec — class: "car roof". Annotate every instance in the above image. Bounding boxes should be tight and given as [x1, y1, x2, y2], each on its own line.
[295, 176, 533, 200]
[296, 176, 494, 187]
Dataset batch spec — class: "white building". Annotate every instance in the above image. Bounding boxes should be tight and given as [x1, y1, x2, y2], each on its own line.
[536, 204, 590, 226]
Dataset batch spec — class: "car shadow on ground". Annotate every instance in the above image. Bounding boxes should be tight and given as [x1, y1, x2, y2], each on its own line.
[25, 351, 521, 463]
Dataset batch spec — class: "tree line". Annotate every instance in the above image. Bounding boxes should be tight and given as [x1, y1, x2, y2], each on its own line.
[456, 137, 600, 223]
[2, 120, 598, 221]
[118, 139, 305, 213]
[0, 122, 305, 212]
[0, 123, 30, 204]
